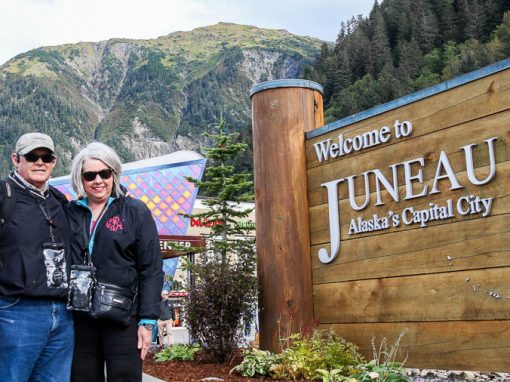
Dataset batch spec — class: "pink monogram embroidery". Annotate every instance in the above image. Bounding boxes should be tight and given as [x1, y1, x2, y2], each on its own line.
[106, 216, 123, 232]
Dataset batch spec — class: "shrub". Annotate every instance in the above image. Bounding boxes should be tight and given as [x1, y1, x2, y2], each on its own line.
[270, 329, 364, 380]
[316, 369, 359, 382]
[351, 330, 410, 382]
[154, 344, 201, 362]
[230, 348, 278, 377]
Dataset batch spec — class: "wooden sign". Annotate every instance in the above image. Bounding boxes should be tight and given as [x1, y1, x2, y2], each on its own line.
[305, 60, 510, 371]
[159, 235, 206, 259]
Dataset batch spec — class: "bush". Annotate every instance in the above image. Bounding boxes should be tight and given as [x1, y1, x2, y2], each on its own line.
[351, 330, 410, 382]
[231, 329, 412, 382]
[316, 369, 359, 382]
[230, 348, 279, 377]
[270, 329, 364, 380]
[154, 344, 201, 362]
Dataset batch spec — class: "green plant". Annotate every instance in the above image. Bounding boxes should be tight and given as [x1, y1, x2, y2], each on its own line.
[230, 348, 278, 377]
[181, 117, 257, 363]
[154, 344, 200, 362]
[352, 330, 410, 382]
[317, 369, 359, 382]
[271, 329, 364, 380]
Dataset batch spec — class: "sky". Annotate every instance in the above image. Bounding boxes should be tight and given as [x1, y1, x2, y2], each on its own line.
[0, 0, 375, 66]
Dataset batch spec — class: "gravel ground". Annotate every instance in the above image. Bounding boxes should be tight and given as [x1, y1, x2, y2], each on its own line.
[407, 368, 510, 382]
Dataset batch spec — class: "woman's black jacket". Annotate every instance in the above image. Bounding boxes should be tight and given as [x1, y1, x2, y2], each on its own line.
[66, 195, 164, 320]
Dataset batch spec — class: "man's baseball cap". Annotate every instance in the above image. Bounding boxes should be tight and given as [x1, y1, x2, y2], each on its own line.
[15, 133, 55, 155]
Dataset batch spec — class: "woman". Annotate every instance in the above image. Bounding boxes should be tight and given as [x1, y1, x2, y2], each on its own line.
[67, 142, 163, 382]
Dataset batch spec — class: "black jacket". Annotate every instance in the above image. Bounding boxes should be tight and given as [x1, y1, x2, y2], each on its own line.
[66, 195, 163, 319]
[0, 175, 70, 298]
[159, 299, 175, 321]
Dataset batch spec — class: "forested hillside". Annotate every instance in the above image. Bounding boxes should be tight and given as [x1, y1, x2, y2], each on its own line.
[0, 23, 322, 176]
[306, 0, 510, 122]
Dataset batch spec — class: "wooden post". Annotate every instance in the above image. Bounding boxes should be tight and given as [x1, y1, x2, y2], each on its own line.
[250, 79, 324, 352]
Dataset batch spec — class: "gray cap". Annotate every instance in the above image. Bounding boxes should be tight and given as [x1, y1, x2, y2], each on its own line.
[15, 133, 55, 155]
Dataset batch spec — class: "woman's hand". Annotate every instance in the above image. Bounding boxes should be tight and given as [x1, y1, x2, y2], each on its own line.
[137, 326, 153, 360]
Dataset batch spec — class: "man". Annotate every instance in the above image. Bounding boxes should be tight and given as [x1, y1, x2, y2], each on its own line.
[157, 289, 175, 346]
[0, 132, 73, 382]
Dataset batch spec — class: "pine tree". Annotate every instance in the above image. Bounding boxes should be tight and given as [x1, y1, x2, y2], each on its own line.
[411, 0, 440, 52]
[369, 2, 394, 76]
[383, 0, 413, 47]
[181, 117, 257, 362]
[458, 0, 485, 40]
[488, 11, 510, 59]
[432, 0, 460, 43]
[397, 38, 424, 86]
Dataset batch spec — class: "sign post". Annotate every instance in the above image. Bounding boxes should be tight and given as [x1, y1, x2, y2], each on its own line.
[159, 235, 206, 259]
[250, 79, 324, 352]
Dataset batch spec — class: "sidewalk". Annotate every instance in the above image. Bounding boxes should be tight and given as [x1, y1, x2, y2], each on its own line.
[143, 373, 165, 382]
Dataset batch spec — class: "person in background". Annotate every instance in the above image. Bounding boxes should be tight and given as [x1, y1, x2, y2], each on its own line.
[173, 307, 181, 327]
[67, 142, 163, 382]
[0, 132, 73, 381]
[158, 289, 175, 346]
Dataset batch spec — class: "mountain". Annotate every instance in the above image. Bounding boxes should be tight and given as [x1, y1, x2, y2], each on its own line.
[0, 23, 323, 176]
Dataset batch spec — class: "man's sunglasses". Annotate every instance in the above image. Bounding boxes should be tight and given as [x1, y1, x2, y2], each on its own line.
[82, 169, 113, 182]
[22, 152, 56, 163]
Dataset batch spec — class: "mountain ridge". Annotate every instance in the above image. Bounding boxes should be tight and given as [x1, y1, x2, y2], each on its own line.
[0, 22, 323, 175]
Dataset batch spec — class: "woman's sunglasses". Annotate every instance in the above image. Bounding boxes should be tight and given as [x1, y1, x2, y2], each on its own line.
[82, 169, 113, 182]
[22, 152, 56, 163]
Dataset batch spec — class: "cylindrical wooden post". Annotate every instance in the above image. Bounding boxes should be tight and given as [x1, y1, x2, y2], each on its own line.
[250, 79, 324, 352]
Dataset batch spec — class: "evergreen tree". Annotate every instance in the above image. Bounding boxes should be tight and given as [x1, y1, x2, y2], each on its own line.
[333, 50, 352, 96]
[309, 0, 510, 123]
[383, 0, 413, 47]
[345, 16, 372, 79]
[397, 38, 424, 87]
[413, 48, 443, 89]
[487, 11, 510, 59]
[411, 0, 440, 51]
[458, 0, 486, 40]
[369, 2, 394, 76]
[181, 117, 257, 362]
[432, 0, 460, 43]
[378, 62, 407, 101]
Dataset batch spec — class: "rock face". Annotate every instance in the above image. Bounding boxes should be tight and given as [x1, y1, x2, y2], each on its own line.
[0, 23, 323, 175]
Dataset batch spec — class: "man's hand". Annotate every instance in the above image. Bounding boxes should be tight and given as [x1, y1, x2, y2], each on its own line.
[137, 325, 152, 360]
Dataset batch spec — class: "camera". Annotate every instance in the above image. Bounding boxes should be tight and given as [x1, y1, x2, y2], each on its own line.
[67, 265, 96, 312]
[42, 244, 68, 289]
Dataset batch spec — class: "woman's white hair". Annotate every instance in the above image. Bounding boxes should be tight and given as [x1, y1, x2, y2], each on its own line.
[71, 142, 124, 199]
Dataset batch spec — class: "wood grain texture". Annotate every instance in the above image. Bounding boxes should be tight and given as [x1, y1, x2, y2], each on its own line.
[321, 321, 510, 372]
[252, 86, 323, 351]
[312, 213, 510, 282]
[314, 267, 510, 323]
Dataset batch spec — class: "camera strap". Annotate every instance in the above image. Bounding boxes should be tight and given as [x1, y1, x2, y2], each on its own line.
[81, 216, 93, 266]
[35, 196, 67, 288]
[80, 202, 108, 266]
[37, 198, 57, 243]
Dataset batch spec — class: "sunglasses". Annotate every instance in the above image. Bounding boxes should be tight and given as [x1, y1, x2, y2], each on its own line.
[82, 169, 113, 182]
[22, 152, 56, 163]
